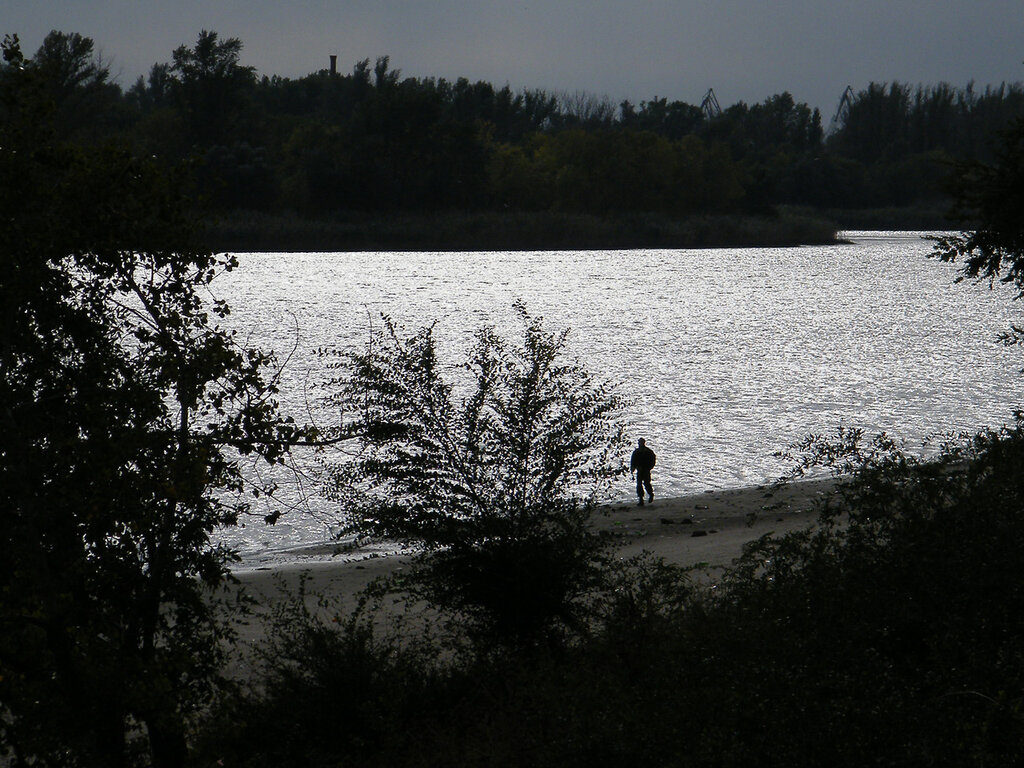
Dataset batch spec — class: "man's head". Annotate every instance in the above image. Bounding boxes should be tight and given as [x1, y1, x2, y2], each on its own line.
[638, 438, 646, 447]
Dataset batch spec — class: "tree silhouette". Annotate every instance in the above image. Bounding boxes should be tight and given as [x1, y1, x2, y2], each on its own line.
[171, 29, 256, 146]
[0, 35, 301, 767]
[322, 304, 627, 648]
[931, 118, 1024, 293]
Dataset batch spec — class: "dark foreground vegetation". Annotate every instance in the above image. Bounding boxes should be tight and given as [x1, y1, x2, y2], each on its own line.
[201, 420, 1024, 768]
[5, 25, 1024, 767]
[6, 28, 1024, 249]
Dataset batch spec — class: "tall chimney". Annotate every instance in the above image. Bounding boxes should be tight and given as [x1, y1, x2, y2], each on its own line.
[329, 54, 337, 75]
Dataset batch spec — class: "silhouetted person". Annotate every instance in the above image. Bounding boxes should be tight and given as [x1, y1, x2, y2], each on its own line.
[630, 438, 656, 506]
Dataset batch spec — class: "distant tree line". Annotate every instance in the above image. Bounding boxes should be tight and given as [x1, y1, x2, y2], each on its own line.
[5, 29, 1024, 223]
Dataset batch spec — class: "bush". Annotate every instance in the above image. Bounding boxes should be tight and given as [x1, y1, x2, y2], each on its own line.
[320, 303, 628, 650]
[206, 418, 1024, 766]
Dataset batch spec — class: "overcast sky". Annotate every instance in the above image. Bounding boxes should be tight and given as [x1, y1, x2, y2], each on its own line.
[6, 0, 1022, 116]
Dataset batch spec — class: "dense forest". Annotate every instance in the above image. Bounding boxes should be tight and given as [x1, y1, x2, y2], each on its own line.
[5, 29, 1023, 248]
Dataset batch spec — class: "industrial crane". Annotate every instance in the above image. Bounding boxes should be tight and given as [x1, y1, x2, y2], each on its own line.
[829, 85, 855, 132]
[701, 88, 722, 119]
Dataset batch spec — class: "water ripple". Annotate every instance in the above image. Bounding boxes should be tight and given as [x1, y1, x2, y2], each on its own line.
[214, 232, 1021, 556]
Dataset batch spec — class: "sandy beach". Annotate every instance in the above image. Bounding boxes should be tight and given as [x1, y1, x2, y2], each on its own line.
[228, 477, 838, 650]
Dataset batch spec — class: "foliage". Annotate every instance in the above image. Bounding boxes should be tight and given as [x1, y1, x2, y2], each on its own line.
[0, 35, 301, 767]
[707, 420, 1024, 766]
[202, 417, 1024, 768]
[8, 26, 1024, 230]
[198, 553, 694, 768]
[321, 303, 628, 648]
[33, 29, 109, 92]
[931, 118, 1024, 293]
[488, 129, 745, 214]
[13, 30, 128, 145]
[931, 115, 1024, 372]
[170, 29, 256, 146]
[198, 578, 452, 768]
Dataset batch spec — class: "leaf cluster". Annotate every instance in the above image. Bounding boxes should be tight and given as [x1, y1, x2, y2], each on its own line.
[931, 118, 1024, 294]
[321, 303, 628, 647]
[1, 34, 304, 767]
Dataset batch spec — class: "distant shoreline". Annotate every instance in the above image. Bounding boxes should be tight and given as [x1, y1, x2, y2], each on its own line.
[205, 208, 843, 253]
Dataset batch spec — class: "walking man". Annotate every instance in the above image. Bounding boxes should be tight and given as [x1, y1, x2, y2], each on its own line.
[630, 438, 656, 506]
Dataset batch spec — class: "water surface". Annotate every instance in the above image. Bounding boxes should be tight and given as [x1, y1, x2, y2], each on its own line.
[215, 232, 1021, 558]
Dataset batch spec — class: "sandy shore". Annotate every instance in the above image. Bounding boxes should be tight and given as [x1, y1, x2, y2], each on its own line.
[227, 477, 837, 650]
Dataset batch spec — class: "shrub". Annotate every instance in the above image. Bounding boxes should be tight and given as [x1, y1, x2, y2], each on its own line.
[320, 303, 628, 650]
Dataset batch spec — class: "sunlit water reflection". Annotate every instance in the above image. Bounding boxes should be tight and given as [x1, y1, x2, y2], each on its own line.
[213, 232, 1022, 561]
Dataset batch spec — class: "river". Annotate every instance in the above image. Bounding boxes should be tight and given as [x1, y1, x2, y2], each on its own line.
[213, 231, 1022, 561]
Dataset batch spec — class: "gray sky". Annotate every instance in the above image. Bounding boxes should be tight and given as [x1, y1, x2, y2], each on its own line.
[6, 0, 1022, 116]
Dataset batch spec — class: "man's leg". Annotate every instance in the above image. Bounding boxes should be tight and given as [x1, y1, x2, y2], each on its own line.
[643, 477, 654, 502]
[636, 475, 645, 505]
